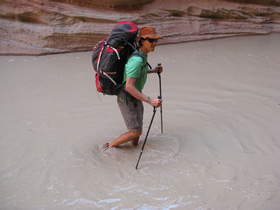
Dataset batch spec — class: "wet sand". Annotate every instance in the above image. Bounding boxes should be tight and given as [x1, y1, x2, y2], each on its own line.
[0, 34, 280, 209]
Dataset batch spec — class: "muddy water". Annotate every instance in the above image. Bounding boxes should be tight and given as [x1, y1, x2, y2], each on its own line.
[1, 34, 280, 210]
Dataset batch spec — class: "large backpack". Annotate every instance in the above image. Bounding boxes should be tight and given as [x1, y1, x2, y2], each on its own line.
[92, 21, 138, 95]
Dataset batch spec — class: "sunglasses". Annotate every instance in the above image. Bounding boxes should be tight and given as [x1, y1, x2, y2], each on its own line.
[142, 38, 158, 43]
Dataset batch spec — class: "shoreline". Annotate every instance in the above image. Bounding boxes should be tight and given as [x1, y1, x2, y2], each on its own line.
[1, 32, 279, 56]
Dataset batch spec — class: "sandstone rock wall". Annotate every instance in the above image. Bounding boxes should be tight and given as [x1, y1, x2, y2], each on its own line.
[0, 0, 279, 55]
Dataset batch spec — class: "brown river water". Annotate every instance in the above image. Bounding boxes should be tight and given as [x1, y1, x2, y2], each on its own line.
[1, 34, 280, 209]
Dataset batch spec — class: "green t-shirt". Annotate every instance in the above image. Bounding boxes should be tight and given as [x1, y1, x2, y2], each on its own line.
[123, 50, 148, 92]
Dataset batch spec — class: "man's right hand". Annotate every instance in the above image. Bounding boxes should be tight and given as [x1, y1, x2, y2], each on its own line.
[149, 98, 162, 107]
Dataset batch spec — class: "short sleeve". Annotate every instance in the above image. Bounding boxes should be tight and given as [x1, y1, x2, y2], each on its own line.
[125, 56, 143, 79]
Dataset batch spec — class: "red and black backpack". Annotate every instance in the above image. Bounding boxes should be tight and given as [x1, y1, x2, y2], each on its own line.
[92, 21, 138, 95]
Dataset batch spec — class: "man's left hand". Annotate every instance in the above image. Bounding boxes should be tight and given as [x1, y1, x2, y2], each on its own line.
[153, 65, 163, 73]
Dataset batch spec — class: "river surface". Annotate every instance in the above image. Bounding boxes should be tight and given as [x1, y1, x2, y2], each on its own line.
[1, 34, 280, 210]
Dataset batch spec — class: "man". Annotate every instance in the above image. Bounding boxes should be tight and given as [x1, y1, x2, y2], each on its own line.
[102, 26, 163, 151]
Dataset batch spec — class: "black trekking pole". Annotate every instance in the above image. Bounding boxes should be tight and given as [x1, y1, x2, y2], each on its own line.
[157, 63, 163, 134]
[135, 97, 160, 170]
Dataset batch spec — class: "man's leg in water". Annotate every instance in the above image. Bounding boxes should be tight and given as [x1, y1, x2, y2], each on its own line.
[132, 136, 140, 146]
[102, 91, 143, 151]
[102, 130, 141, 151]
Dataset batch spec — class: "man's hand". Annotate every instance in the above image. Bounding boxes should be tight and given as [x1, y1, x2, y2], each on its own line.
[154, 65, 163, 74]
[149, 65, 163, 74]
[149, 98, 162, 108]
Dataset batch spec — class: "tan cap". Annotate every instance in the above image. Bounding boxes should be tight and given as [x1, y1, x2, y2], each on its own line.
[139, 26, 161, 39]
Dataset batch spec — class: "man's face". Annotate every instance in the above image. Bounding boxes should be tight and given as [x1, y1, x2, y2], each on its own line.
[142, 38, 158, 52]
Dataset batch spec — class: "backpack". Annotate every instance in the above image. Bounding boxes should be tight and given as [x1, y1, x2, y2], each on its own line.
[92, 21, 138, 95]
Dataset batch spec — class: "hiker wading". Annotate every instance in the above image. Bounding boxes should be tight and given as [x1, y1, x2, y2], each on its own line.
[102, 26, 163, 151]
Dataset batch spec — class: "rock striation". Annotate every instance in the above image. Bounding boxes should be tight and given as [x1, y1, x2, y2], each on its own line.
[0, 0, 280, 55]
[51, 0, 153, 9]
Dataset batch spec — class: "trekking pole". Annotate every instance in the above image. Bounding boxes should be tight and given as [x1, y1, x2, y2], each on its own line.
[157, 63, 163, 134]
[135, 97, 159, 170]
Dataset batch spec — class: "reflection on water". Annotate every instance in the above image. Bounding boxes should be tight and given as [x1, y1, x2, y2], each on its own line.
[1, 34, 280, 209]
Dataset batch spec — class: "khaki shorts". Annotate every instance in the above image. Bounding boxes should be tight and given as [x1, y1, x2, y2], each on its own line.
[117, 90, 144, 131]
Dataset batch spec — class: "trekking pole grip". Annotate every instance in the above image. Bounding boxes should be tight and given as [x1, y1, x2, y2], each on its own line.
[157, 64, 162, 97]
[157, 63, 162, 75]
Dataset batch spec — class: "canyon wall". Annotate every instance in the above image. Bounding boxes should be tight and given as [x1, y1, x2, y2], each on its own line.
[0, 0, 279, 55]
